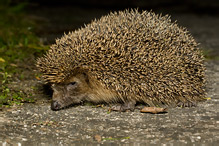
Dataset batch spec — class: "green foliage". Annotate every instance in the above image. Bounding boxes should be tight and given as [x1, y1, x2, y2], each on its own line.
[202, 49, 219, 60]
[0, 1, 48, 72]
[0, 0, 48, 107]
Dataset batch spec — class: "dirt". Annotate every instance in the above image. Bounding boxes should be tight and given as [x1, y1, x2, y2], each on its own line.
[0, 7, 219, 145]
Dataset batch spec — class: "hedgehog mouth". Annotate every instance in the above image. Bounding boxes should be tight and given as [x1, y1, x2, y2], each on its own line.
[51, 100, 62, 111]
[51, 100, 83, 111]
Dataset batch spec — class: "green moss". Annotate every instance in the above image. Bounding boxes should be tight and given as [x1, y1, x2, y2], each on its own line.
[202, 49, 219, 60]
[0, 1, 48, 107]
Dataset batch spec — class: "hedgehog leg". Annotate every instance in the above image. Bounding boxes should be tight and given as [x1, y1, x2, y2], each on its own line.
[177, 101, 197, 107]
[111, 100, 136, 112]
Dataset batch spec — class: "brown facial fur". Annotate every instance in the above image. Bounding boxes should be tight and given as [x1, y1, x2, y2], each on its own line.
[51, 71, 118, 110]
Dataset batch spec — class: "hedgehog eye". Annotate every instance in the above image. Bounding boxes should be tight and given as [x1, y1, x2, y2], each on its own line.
[69, 82, 77, 86]
[67, 81, 78, 91]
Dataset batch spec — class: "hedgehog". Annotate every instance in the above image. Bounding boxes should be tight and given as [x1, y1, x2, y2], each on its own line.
[36, 9, 206, 111]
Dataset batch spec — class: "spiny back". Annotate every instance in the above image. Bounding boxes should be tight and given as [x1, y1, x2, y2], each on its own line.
[36, 9, 205, 106]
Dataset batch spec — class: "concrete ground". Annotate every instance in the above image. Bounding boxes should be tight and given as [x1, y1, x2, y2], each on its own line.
[0, 7, 219, 145]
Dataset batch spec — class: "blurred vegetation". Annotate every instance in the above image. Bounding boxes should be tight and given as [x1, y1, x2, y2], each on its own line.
[0, 0, 49, 108]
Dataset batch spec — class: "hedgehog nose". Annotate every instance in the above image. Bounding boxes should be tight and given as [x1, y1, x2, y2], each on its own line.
[51, 100, 61, 111]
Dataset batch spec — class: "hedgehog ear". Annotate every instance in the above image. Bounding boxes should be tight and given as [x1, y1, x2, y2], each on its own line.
[82, 72, 89, 83]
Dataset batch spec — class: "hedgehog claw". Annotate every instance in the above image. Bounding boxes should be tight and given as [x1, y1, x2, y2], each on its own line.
[177, 101, 197, 107]
[111, 101, 136, 112]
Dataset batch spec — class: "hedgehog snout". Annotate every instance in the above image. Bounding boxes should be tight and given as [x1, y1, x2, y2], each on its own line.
[51, 100, 62, 111]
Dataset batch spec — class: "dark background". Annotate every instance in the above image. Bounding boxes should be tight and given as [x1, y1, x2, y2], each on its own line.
[7, 0, 219, 57]
[11, 0, 219, 14]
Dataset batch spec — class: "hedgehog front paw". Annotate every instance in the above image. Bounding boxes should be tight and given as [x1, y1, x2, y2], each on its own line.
[177, 101, 197, 107]
[110, 101, 136, 112]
